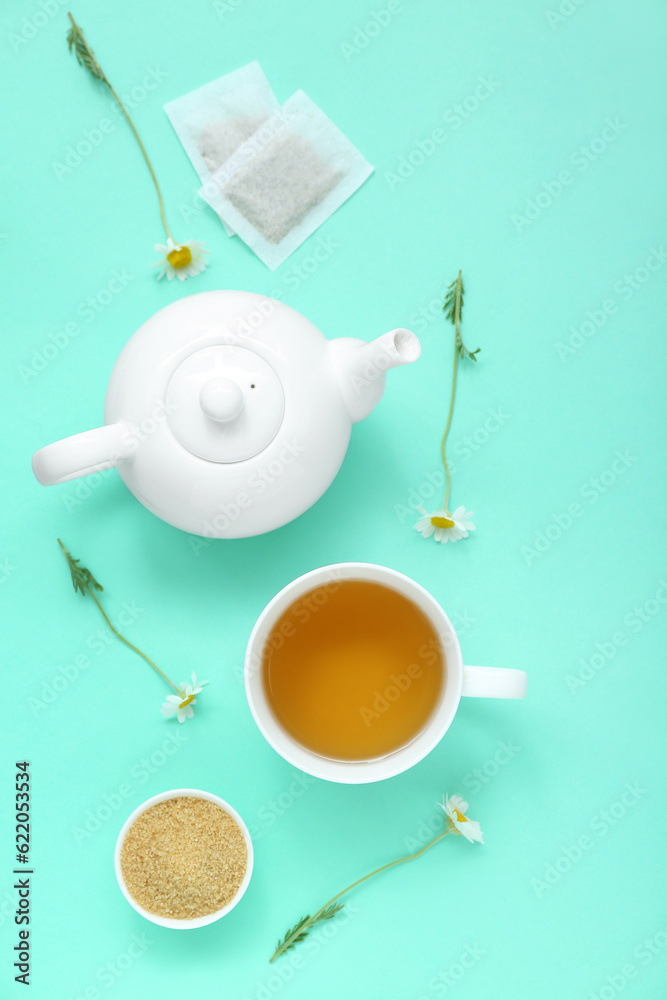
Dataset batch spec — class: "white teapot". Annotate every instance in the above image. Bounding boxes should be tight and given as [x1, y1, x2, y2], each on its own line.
[32, 291, 420, 537]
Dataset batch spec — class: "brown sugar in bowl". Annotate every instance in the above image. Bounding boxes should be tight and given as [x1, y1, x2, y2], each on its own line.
[114, 789, 254, 928]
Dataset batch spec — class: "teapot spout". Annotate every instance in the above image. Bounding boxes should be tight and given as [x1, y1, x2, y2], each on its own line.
[330, 328, 421, 423]
[32, 423, 133, 486]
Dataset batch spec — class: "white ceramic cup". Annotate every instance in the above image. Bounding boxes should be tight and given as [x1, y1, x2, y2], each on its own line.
[114, 788, 254, 929]
[244, 562, 527, 784]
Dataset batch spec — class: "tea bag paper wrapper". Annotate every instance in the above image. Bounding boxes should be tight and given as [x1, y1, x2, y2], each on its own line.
[164, 61, 280, 236]
[199, 91, 374, 269]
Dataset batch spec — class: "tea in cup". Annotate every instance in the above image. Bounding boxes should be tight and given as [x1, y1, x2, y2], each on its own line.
[245, 563, 526, 783]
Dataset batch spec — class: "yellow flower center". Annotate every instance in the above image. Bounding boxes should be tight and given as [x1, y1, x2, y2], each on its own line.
[167, 245, 192, 269]
[178, 693, 195, 709]
[453, 809, 467, 823]
[431, 515, 455, 529]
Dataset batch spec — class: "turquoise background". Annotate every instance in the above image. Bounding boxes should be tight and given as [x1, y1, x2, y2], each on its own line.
[2, 0, 666, 997]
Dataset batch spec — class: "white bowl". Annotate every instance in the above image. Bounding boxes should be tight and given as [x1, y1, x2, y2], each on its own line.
[114, 788, 254, 929]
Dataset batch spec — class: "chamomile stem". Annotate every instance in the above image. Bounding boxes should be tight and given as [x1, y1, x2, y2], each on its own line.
[85, 586, 180, 692]
[441, 338, 459, 511]
[270, 828, 451, 963]
[67, 12, 173, 242]
[313, 827, 451, 915]
[441, 269, 463, 510]
[105, 80, 173, 241]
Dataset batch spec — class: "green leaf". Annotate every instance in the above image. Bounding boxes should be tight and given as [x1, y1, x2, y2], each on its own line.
[274, 916, 312, 954]
[66, 14, 107, 84]
[271, 903, 346, 961]
[57, 539, 103, 596]
[316, 903, 345, 921]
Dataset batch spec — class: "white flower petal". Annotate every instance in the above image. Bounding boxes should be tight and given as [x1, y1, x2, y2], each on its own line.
[449, 795, 469, 813]
[459, 818, 484, 844]
[415, 505, 476, 544]
[416, 511, 445, 542]
[153, 237, 208, 284]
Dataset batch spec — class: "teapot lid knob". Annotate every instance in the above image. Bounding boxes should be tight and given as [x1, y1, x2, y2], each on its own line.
[165, 345, 285, 463]
[199, 377, 244, 423]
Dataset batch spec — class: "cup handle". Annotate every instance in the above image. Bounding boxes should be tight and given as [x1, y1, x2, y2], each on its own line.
[462, 665, 527, 699]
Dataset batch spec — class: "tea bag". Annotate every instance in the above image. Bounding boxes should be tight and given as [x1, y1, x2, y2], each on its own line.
[199, 91, 374, 269]
[164, 62, 280, 236]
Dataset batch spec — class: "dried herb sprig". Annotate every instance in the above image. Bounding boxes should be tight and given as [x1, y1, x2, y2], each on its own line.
[57, 540, 210, 721]
[58, 538, 178, 691]
[440, 270, 480, 510]
[270, 794, 483, 962]
[272, 904, 345, 959]
[443, 271, 480, 363]
[66, 13, 208, 280]
[413, 270, 479, 545]
[66, 12, 173, 242]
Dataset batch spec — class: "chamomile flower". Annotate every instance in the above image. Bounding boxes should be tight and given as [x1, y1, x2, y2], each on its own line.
[413, 505, 476, 544]
[409, 271, 481, 544]
[67, 16, 212, 282]
[153, 238, 209, 282]
[438, 794, 484, 844]
[57, 540, 211, 721]
[269, 786, 486, 962]
[161, 671, 209, 723]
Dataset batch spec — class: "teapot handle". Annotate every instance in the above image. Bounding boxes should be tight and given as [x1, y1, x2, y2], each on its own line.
[32, 423, 133, 486]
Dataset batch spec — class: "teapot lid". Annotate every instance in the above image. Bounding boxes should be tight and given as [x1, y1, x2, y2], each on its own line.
[165, 345, 285, 463]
